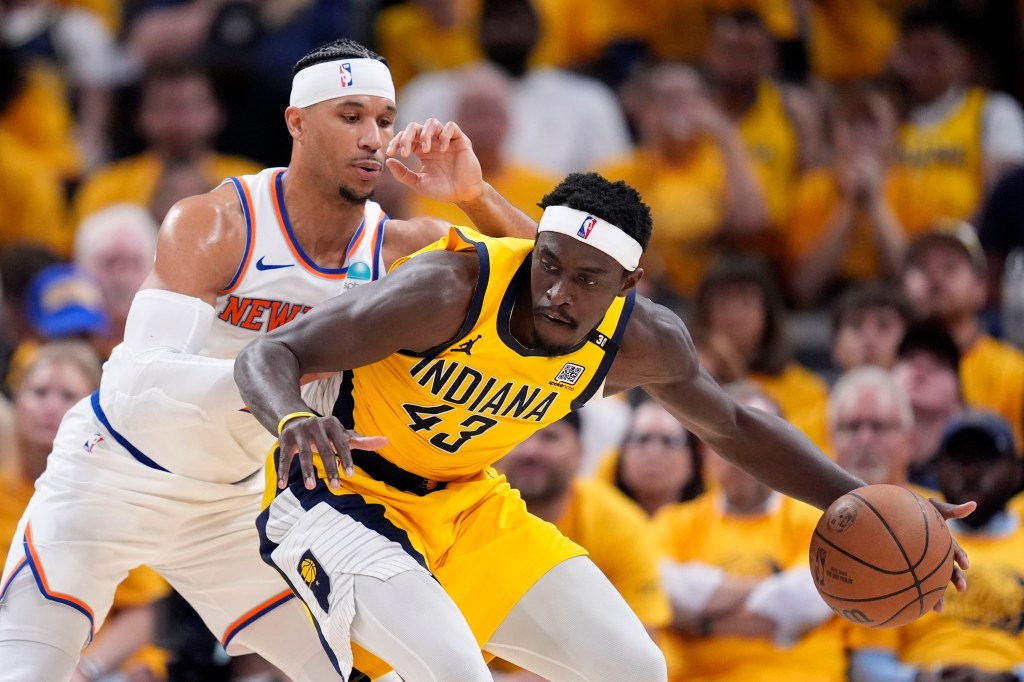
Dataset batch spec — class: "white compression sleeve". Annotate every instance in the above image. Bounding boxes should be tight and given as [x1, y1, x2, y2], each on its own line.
[100, 289, 241, 429]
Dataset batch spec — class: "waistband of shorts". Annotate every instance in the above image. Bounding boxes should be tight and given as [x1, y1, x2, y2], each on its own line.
[351, 450, 448, 496]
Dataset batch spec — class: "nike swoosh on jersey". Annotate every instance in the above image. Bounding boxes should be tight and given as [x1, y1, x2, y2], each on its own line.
[256, 256, 294, 271]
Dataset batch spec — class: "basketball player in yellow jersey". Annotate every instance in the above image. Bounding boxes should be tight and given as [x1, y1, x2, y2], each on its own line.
[236, 173, 974, 682]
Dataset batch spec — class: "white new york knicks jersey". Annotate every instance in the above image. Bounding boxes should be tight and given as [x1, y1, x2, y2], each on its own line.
[96, 167, 388, 483]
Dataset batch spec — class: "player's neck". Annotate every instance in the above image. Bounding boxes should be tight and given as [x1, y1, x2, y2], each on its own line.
[280, 169, 367, 265]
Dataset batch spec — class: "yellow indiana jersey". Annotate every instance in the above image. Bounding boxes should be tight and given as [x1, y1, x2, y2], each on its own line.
[739, 80, 800, 227]
[344, 227, 634, 481]
[655, 491, 848, 682]
[849, 518, 1024, 672]
[960, 335, 1024, 449]
[893, 88, 986, 232]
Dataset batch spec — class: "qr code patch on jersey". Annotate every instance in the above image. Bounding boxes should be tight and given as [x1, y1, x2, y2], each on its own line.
[555, 363, 585, 385]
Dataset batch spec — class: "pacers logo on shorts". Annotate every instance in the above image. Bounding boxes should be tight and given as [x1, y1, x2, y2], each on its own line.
[339, 63, 354, 87]
[297, 549, 332, 613]
[577, 215, 597, 239]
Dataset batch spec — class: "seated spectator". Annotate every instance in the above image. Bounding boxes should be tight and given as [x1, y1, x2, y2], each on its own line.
[601, 63, 769, 300]
[374, 0, 482, 90]
[72, 61, 261, 224]
[891, 5, 1024, 231]
[902, 221, 1024, 447]
[398, 0, 633, 176]
[891, 322, 965, 491]
[693, 254, 829, 446]
[0, 246, 61, 390]
[830, 282, 915, 374]
[703, 10, 824, 243]
[0, 341, 170, 681]
[74, 203, 158, 352]
[656, 383, 844, 682]
[848, 410, 1024, 682]
[7, 263, 110, 391]
[494, 412, 671, 678]
[785, 84, 909, 307]
[828, 366, 929, 496]
[594, 401, 703, 518]
[404, 63, 558, 225]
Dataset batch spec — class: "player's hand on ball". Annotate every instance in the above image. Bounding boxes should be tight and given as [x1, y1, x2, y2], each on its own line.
[925, 496, 976, 606]
[279, 415, 388, 491]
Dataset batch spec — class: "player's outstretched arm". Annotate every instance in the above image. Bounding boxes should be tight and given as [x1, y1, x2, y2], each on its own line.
[386, 118, 537, 243]
[235, 250, 476, 488]
[607, 299, 864, 512]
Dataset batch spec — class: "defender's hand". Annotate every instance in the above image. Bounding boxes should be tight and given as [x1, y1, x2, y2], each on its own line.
[278, 415, 388, 491]
[385, 118, 484, 203]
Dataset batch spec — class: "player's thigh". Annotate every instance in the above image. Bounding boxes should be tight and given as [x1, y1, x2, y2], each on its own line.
[351, 571, 491, 682]
[485, 556, 666, 682]
[0, 569, 92, 681]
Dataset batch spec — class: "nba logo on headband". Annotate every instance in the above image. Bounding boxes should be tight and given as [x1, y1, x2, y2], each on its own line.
[339, 63, 353, 87]
[578, 216, 597, 239]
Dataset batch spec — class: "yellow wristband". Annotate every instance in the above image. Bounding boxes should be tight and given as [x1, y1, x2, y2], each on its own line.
[277, 411, 317, 435]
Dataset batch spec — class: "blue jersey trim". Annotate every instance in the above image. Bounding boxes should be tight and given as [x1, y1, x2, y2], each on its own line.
[90, 392, 170, 473]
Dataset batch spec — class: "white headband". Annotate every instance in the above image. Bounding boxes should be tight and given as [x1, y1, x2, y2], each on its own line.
[537, 206, 642, 271]
[290, 58, 396, 108]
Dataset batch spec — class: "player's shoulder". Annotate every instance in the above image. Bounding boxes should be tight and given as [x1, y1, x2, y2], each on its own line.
[160, 182, 246, 243]
[620, 297, 695, 361]
[608, 296, 698, 391]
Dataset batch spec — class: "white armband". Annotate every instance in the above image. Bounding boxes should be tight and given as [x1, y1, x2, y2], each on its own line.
[100, 289, 241, 431]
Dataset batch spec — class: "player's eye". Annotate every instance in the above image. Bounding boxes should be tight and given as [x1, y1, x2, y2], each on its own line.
[541, 260, 558, 273]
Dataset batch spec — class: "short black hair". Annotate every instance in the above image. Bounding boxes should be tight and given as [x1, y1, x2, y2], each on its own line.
[896, 321, 961, 374]
[555, 411, 581, 434]
[831, 282, 915, 336]
[293, 38, 388, 77]
[538, 173, 653, 251]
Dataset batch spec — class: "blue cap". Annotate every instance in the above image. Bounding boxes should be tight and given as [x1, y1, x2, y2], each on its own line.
[25, 264, 109, 339]
[938, 410, 1018, 460]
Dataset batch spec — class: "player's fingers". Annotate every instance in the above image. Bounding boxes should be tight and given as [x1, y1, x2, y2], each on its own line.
[399, 122, 423, 156]
[347, 434, 389, 451]
[951, 536, 970, 572]
[310, 422, 341, 490]
[950, 564, 968, 592]
[421, 118, 443, 152]
[385, 157, 416, 186]
[275, 442, 293, 489]
[325, 419, 356, 478]
[439, 121, 460, 152]
[928, 497, 976, 520]
[292, 429, 317, 490]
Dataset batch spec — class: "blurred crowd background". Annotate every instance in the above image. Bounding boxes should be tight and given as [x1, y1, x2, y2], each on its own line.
[2, 0, 1024, 680]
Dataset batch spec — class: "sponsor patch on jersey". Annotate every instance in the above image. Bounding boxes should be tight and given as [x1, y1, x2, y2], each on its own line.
[347, 261, 372, 281]
[554, 363, 585, 386]
[298, 549, 331, 613]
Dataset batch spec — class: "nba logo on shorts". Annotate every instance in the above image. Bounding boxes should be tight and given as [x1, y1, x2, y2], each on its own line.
[339, 63, 353, 88]
[577, 216, 598, 239]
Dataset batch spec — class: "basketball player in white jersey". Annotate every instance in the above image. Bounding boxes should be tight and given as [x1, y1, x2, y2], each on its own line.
[0, 39, 536, 681]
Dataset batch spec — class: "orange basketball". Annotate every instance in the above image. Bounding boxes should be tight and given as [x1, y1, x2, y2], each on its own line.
[809, 484, 954, 629]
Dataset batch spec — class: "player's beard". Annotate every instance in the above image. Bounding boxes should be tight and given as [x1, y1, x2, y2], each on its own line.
[338, 184, 373, 205]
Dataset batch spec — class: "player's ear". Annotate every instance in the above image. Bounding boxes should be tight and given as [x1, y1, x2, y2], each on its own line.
[284, 106, 304, 139]
[618, 267, 643, 297]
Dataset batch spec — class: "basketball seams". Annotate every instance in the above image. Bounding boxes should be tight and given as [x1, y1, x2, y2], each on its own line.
[811, 528, 920, 575]
[850, 490, 927, 609]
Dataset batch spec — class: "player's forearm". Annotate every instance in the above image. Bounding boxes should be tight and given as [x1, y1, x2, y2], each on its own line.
[457, 181, 537, 239]
[235, 339, 310, 436]
[725, 407, 864, 510]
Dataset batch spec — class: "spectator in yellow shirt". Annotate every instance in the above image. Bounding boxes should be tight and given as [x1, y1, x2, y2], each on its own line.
[703, 10, 824, 239]
[494, 412, 672, 679]
[0, 341, 169, 681]
[903, 221, 1024, 448]
[595, 401, 704, 518]
[831, 283, 915, 375]
[848, 410, 1024, 682]
[693, 253, 830, 443]
[785, 85, 911, 307]
[601, 62, 769, 300]
[72, 61, 261, 225]
[656, 383, 845, 682]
